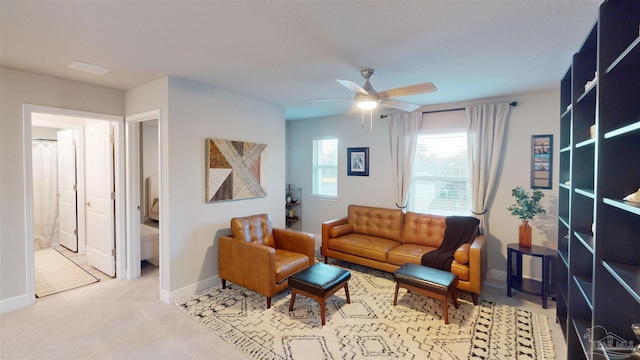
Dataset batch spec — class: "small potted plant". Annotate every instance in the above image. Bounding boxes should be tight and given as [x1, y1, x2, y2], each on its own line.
[507, 187, 546, 247]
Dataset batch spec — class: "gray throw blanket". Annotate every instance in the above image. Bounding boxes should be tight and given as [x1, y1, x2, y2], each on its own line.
[421, 216, 480, 271]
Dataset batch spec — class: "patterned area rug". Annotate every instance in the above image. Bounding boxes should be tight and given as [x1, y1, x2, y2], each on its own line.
[176, 262, 554, 360]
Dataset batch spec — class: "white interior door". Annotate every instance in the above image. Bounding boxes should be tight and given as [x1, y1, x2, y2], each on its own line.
[85, 122, 115, 277]
[57, 129, 78, 251]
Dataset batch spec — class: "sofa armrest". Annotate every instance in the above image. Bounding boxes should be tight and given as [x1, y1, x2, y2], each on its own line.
[466, 234, 487, 294]
[321, 217, 349, 255]
[273, 228, 315, 265]
[218, 236, 276, 293]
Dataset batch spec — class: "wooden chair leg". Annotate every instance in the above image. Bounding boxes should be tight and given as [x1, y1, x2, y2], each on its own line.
[289, 290, 297, 311]
[344, 282, 351, 304]
[319, 299, 326, 325]
[442, 298, 449, 325]
[393, 283, 400, 306]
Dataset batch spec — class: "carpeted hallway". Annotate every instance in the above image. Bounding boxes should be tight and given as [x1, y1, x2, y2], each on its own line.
[0, 263, 566, 359]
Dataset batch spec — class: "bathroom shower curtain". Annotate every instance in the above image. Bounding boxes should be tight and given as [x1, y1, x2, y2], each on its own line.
[32, 140, 59, 249]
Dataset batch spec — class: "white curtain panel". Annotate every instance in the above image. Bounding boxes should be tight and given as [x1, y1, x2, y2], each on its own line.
[32, 141, 59, 249]
[466, 103, 510, 232]
[388, 111, 422, 210]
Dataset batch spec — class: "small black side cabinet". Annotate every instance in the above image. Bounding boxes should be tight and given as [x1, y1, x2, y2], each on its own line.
[507, 243, 557, 309]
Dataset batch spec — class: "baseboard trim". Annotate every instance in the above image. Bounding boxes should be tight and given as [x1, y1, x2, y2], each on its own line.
[0, 293, 33, 314]
[167, 275, 220, 303]
[488, 269, 506, 282]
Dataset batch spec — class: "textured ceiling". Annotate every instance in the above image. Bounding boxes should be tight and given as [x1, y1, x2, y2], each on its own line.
[0, 1, 601, 120]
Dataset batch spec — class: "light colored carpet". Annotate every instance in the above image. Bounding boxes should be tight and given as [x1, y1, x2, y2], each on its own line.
[34, 247, 99, 297]
[177, 262, 555, 360]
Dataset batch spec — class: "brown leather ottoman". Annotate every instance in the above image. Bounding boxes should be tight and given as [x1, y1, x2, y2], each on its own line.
[288, 262, 351, 326]
[393, 263, 459, 324]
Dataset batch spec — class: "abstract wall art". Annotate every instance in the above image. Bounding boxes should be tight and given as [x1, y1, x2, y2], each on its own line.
[206, 138, 267, 202]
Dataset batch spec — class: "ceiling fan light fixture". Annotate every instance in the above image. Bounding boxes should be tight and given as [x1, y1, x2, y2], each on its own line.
[357, 100, 378, 110]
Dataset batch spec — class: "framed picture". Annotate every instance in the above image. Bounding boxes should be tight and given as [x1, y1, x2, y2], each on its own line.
[205, 138, 267, 202]
[531, 135, 553, 189]
[347, 147, 369, 176]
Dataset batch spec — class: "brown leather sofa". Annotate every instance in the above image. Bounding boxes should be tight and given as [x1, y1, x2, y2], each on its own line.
[322, 205, 487, 304]
[218, 214, 315, 308]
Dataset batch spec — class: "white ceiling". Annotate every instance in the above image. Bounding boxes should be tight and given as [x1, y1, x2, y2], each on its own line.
[1, 1, 601, 120]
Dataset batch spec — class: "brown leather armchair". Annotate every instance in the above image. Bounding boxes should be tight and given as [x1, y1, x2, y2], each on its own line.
[218, 214, 315, 308]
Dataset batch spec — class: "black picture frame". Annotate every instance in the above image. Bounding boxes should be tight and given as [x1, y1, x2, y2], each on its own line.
[531, 134, 553, 189]
[347, 147, 369, 176]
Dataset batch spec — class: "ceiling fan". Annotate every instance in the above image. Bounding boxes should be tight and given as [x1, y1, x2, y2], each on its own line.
[310, 68, 438, 112]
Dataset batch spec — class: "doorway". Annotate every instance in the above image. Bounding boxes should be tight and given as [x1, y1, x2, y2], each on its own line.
[125, 111, 161, 279]
[23, 105, 126, 300]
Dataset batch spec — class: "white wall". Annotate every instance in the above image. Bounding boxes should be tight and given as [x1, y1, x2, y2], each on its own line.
[125, 76, 286, 301]
[286, 89, 560, 281]
[0, 66, 124, 311]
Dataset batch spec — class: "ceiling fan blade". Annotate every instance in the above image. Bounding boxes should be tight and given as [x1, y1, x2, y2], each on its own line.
[378, 82, 437, 99]
[380, 99, 422, 112]
[305, 98, 353, 102]
[336, 79, 368, 94]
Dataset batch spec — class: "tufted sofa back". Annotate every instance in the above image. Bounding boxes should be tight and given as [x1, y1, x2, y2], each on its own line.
[402, 212, 446, 247]
[348, 205, 404, 242]
[230, 214, 275, 247]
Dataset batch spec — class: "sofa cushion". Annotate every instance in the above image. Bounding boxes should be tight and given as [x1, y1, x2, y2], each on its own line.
[327, 233, 398, 262]
[387, 244, 438, 266]
[348, 205, 403, 242]
[403, 212, 446, 247]
[330, 223, 353, 238]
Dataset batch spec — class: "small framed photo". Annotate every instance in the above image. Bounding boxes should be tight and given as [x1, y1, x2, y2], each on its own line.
[347, 147, 369, 176]
[531, 134, 553, 189]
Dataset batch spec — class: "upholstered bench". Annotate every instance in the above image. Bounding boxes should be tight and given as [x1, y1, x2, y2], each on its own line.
[393, 263, 459, 324]
[288, 263, 351, 326]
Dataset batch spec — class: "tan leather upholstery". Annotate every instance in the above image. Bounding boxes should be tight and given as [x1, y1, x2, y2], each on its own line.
[219, 214, 315, 308]
[403, 212, 446, 247]
[322, 205, 487, 304]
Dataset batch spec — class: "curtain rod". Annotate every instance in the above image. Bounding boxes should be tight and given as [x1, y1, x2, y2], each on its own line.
[33, 138, 57, 142]
[380, 101, 517, 118]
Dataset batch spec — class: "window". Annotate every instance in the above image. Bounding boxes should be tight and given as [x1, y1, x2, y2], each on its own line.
[408, 132, 471, 216]
[312, 137, 338, 198]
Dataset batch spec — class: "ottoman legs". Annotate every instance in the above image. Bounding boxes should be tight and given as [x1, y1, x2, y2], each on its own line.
[289, 281, 350, 326]
[393, 282, 459, 325]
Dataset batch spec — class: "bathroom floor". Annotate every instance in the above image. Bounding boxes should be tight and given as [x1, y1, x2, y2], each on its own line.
[54, 245, 114, 282]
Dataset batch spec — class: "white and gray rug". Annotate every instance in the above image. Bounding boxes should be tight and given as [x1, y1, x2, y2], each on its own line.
[176, 262, 554, 360]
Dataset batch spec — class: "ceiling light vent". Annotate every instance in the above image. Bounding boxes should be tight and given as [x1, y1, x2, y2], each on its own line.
[67, 60, 112, 75]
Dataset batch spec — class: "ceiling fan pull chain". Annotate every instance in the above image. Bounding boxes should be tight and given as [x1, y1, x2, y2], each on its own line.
[361, 112, 365, 128]
[370, 111, 373, 131]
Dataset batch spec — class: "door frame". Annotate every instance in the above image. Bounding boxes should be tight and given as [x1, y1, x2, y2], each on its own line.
[125, 110, 162, 279]
[23, 104, 126, 300]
